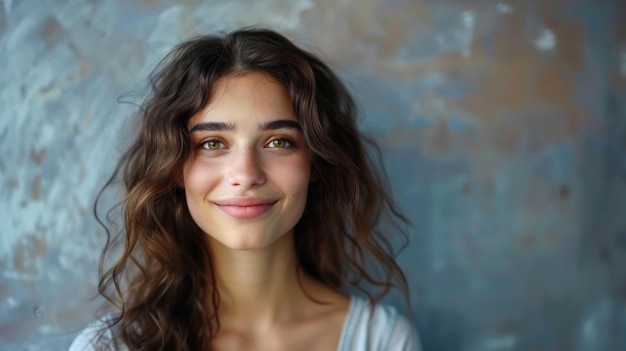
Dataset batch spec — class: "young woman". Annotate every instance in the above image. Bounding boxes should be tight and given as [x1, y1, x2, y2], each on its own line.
[70, 28, 420, 351]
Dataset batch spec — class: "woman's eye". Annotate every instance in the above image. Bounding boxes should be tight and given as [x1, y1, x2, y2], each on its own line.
[267, 138, 291, 148]
[201, 140, 225, 150]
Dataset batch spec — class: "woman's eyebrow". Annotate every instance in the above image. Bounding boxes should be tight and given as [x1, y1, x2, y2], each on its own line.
[259, 119, 301, 131]
[190, 119, 301, 133]
[189, 122, 235, 133]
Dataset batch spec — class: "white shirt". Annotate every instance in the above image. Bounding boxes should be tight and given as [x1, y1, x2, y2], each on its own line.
[70, 296, 421, 351]
[337, 296, 421, 351]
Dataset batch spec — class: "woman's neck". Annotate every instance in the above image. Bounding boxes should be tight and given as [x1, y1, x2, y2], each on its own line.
[207, 232, 311, 326]
[205, 231, 351, 350]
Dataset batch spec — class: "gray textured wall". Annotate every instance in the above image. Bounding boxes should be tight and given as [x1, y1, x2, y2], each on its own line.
[1, 0, 625, 350]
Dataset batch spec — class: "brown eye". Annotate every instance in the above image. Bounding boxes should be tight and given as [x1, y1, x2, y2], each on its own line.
[201, 139, 225, 150]
[267, 138, 291, 148]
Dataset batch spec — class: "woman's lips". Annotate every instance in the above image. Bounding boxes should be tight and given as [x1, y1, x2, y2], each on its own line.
[214, 198, 278, 219]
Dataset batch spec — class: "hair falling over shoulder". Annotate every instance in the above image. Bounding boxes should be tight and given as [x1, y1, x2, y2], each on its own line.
[94, 27, 410, 350]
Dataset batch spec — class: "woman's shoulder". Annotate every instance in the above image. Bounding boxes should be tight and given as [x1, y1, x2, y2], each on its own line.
[69, 317, 124, 351]
[338, 296, 421, 351]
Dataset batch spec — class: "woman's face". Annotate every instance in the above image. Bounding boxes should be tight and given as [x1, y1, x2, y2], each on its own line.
[182, 72, 311, 251]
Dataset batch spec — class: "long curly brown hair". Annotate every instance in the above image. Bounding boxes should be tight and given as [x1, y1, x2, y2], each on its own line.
[95, 27, 409, 350]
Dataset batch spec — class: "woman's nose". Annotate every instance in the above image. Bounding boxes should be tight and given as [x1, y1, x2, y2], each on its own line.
[225, 148, 266, 188]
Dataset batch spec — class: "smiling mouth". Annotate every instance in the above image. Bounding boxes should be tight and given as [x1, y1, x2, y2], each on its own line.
[214, 198, 278, 219]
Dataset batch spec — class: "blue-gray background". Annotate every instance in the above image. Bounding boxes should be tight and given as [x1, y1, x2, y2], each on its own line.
[1, 0, 625, 350]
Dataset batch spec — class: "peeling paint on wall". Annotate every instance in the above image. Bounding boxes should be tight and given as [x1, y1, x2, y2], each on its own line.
[497, 3, 514, 14]
[533, 26, 556, 51]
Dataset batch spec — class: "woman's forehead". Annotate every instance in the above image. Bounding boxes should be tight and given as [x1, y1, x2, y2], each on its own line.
[188, 72, 297, 128]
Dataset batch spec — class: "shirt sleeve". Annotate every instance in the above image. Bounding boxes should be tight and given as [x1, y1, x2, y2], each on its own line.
[342, 297, 422, 351]
[387, 312, 422, 351]
[68, 325, 99, 351]
[68, 320, 119, 351]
